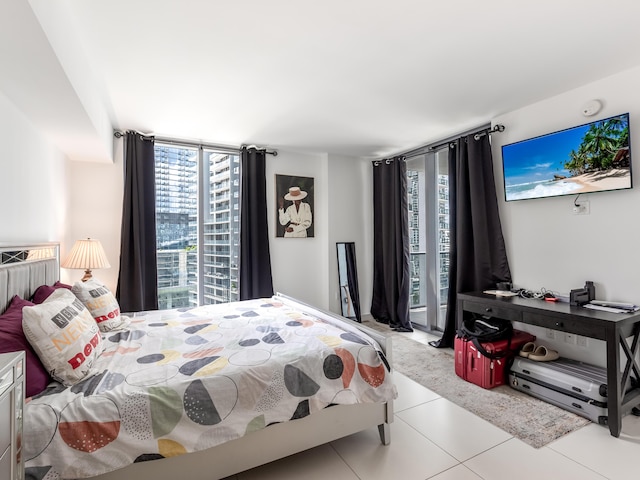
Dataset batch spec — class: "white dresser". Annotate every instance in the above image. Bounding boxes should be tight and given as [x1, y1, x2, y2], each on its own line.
[0, 351, 24, 480]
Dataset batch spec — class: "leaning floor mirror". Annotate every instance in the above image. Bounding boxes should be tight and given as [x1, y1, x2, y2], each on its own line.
[336, 242, 361, 322]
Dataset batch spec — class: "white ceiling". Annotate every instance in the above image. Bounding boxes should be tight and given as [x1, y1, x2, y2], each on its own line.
[7, 0, 640, 160]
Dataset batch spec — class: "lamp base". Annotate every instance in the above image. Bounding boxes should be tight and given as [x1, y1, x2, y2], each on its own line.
[81, 269, 93, 282]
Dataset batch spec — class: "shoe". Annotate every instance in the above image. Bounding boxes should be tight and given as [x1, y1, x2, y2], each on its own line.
[519, 342, 536, 358]
[528, 345, 559, 362]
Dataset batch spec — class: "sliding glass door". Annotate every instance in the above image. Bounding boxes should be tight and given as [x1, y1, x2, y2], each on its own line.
[406, 148, 450, 331]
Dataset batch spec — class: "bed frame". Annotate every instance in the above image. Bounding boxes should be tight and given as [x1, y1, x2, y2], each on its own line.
[0, 244, 394, 480]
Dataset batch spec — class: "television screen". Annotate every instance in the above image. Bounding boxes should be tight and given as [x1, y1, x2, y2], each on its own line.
[501, 113, 632, 202]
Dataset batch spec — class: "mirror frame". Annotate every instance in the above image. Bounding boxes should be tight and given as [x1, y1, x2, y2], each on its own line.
[336, 242, 361, 322]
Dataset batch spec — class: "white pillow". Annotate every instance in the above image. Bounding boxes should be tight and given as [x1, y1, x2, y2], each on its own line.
[71, 278, 130, 332]
[22, 288, 104, 386]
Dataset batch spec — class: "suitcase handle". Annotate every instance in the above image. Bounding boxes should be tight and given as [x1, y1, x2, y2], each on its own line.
[470, 336, 512, 360]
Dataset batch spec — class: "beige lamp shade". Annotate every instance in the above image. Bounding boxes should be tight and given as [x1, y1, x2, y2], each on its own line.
[61, 238, 111, 281]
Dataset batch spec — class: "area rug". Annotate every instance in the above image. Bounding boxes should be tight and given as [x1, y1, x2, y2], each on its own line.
[366, 323, 591, 448]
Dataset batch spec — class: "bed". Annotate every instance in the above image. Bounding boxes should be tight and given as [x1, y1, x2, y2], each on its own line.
[0, 243, 396, 480]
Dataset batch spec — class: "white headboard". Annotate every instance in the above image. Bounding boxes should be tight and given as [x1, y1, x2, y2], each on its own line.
[0, 243, 60, 312]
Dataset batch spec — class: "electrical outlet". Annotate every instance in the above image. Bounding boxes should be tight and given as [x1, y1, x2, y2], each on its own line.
[572, 200, 590, 215]
[564, 332, 577, 344]
[546, 329, 555, 339]
[577, 336, 588, 347]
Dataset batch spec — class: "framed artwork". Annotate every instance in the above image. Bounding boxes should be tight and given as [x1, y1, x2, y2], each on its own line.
[275, 174, 315, 238]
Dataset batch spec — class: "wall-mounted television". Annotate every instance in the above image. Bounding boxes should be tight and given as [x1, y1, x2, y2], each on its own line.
[501, 113, 632, 202]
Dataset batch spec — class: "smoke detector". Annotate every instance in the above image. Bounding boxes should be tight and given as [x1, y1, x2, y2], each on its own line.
[582, 100, 602, 117]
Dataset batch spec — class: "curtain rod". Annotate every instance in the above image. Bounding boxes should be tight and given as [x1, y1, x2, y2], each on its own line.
[384, 123, 506, 161]
[428, 124, 505, 152]
[113, 130, 278, 156]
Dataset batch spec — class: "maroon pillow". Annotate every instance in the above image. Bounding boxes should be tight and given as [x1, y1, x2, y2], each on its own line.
[0, 295, 52, 396]
[31, 281, 73, 305]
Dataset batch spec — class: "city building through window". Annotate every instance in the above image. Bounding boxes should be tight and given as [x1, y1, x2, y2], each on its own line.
[406, 148, 450, 331]
[155, 144, 240, 309]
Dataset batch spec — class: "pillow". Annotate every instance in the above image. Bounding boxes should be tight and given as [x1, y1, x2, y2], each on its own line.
[0, 295, 52, 397]
[31, 280, 73, 304]
[71, 278, 130, 332]
[22, 289, 103, 386]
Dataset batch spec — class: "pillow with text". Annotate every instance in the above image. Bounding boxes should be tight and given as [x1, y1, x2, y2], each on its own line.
[22, 288, 103, 386]
[72, 278, 130, 332]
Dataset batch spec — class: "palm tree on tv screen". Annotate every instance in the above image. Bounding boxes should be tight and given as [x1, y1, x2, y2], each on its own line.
[564, 117, 629, 173]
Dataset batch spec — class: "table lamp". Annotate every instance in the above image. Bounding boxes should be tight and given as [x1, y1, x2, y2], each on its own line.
[61, 238, 110, 282]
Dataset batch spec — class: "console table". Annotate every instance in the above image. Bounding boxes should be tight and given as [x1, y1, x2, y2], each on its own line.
[457, 292, 640, 437]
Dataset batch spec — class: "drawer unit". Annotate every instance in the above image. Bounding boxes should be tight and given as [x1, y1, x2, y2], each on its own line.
[0, 394, 11, 454]
[0, 366, 14, 397]
[522, 311, 605, 340]
[462, 300, 522, 322]
[0, 352, 25, 480]
[0, 445, 11, 480]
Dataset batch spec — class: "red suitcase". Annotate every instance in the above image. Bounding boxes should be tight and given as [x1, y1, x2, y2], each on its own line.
[455, 329, 536, 389]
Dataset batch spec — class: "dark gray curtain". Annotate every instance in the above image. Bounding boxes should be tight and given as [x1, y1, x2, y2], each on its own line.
[431, 134, 512, 348]
[371, 156, 413, 332]
[239, 147, 274, 300]
[116, 131, 158, 312]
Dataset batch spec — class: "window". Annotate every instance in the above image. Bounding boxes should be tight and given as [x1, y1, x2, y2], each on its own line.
[155, 144, 240, 309]
[406, 148, 450, 331]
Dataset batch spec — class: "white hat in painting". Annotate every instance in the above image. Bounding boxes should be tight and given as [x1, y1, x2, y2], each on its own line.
[284, 186, 307, 201]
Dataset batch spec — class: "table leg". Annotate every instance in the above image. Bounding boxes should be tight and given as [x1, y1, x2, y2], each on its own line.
[606, 328, 622, 437]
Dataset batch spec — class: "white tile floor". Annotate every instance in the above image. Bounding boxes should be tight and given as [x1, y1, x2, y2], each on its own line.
[227, 328, 640, 480]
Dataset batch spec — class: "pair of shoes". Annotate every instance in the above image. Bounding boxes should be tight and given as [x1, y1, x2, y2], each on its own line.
[519, 342, 536, 358]
[529, 345, 559, 361]
[519, 342, 559, 361]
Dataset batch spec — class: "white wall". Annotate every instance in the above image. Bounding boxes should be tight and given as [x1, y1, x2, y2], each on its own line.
[266, 150, 330, 309]
[491, 65, 640, 365]
[326, 154, 373, 317]
[28, 0, 114, 164]
[265, 150, 375, 316]
[63, 139, 123, 291]
[0, 90, 69, 250]
[0, 85, 120, 292]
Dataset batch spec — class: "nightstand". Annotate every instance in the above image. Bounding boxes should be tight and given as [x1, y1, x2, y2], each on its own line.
[0, 351, 24, 480]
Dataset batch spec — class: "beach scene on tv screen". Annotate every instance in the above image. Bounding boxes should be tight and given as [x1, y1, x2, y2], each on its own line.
[502, 114, 631, 201]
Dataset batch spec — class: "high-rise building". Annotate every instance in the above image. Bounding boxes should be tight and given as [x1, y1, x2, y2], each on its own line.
[201, 152, 240, 304]
[407, 170, 426, 307]
[437, 174, 449, 301]
[406, 160, 450, 329]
